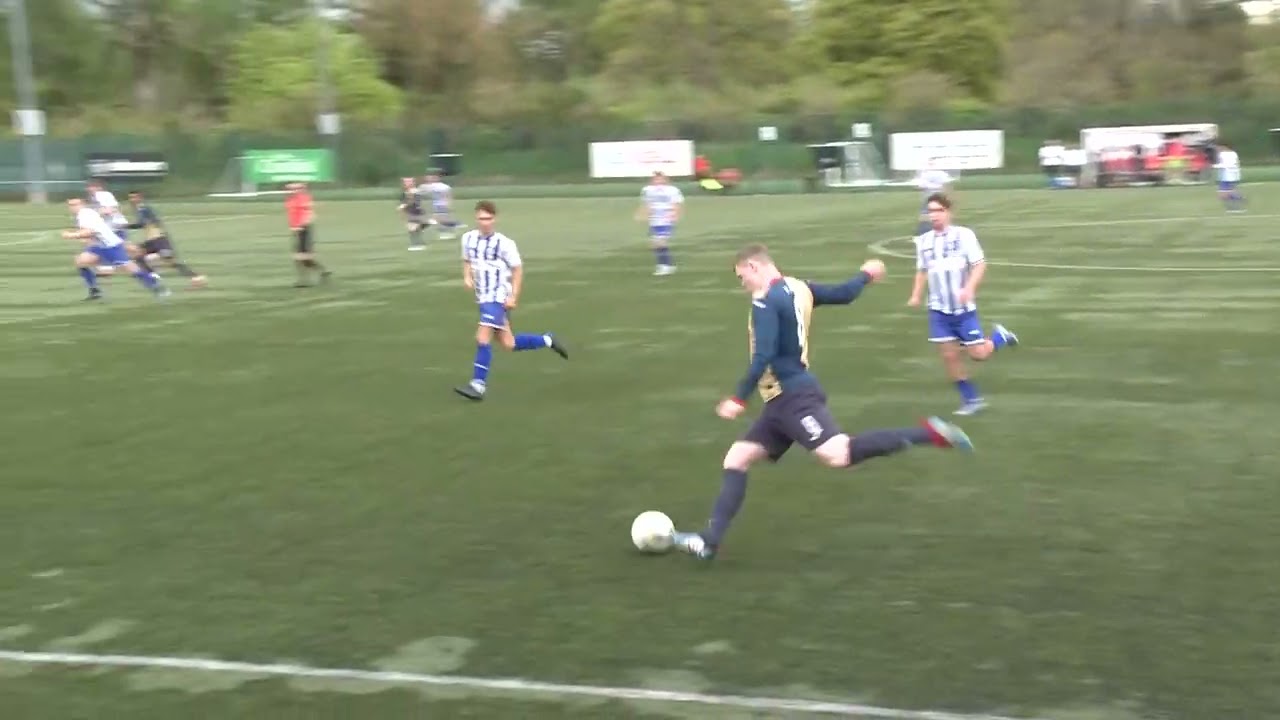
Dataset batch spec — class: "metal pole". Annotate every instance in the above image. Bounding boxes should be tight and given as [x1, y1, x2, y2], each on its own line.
[314, 0, 339, 182]
[7, 0, 47, 203]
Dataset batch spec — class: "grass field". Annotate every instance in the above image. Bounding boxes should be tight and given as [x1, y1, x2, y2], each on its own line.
[1, 186, 1278, 720]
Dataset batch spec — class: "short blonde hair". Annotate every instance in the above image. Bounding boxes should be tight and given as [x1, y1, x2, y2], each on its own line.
[734, 243, 772, 265]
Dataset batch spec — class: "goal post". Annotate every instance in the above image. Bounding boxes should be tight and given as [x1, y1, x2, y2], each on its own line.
[807, 141, 892, 188]
[207, 156, 283, 198]
[207, 149, 335, 198]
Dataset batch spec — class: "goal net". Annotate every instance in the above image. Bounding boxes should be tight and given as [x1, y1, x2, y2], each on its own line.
[808, 141, 892, 188]
[207, 156, 291, 198]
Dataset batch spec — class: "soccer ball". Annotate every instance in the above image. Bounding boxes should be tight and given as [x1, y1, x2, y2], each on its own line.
[630, 511, 675, 553]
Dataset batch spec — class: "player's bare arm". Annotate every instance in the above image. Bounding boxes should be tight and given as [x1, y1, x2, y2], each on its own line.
[506, 265, 523, 309]
[907, 270, 926, 306]
[462, 260, 474, 291]
[957, 260, 986, 306]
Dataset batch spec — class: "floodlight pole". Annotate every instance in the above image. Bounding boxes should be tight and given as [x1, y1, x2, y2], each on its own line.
[314, 0, 340, 180]
[6, 0, 47, 203]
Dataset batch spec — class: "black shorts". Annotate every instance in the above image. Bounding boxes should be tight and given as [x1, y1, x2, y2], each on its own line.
[741, 384, 843, 462]
[293, 225, 314, 253]
[140, 237, 174, 258]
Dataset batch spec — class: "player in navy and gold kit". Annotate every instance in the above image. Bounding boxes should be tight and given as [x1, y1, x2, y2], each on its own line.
[126, 191, 206, 287]
[398, 177, 427, 251]
[671, 244, 975, 561]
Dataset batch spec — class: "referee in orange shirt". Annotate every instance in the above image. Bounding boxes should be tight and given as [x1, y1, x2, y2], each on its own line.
[285, 182, 330, 287]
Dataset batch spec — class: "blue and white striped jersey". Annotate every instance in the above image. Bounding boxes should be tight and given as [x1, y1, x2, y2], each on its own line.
[914, 225, 984, 315]
[92, 189, 128, 229]
[461, 230, 522, 304]
[1215, 150, 1241, 183]
[419, 181, 452, 212]
[641, 184, 683, 226]
[77, 207, 123, 248]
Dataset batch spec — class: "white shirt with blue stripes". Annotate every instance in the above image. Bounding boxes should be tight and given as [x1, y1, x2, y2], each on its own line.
[914, 224, 984, 315]
[77, 207, 123, 248]
[461, 230, 522, 304]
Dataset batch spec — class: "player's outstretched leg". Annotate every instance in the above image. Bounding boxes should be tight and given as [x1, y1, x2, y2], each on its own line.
[512, 332, 568, 359]
[847, 416, 973, 465]
[126, 261, 167, 298]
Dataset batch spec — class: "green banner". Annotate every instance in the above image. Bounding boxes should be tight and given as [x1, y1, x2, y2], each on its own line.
[243, 149, 334, 184]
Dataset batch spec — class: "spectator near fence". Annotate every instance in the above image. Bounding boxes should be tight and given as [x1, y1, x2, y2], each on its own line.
[1038, 139, 1064, 186]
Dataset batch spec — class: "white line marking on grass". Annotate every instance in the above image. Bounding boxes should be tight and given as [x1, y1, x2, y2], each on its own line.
[868, 236, 1280, 273]
[0, 215, 267, 248]
[976, 212, 1279, 231]
[0, 232, 46, 247]
[0, 649, 1043, 720]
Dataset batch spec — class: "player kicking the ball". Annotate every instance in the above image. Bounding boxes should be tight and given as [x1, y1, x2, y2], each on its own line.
[672, 244, 973, 561]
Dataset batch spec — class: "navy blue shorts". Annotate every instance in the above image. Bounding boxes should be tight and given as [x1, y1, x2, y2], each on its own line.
[741, 384, 843, 462]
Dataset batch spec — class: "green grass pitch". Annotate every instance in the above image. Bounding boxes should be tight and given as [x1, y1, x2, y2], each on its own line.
[0, 186, 1278, 719]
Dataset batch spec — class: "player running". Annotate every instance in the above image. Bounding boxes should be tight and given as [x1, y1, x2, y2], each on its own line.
[398, 177, 428, 251]
[64, 198, 167, 301]
[286, 182, 331, 287]
[87, 179, 130, 241]
[635, 171, 683, 276]
[420, 170, 463, 240]
[671, 244, 973, 561]
[126, 191, 207, 288]
[1214, 141, 1245, 213]
[907, 193, 1018, 416]
[454, 200, 568, 401]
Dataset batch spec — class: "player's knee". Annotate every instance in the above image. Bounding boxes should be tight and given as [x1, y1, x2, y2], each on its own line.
[722, 442, 765, 471]
[968, 343, 993, 361]
[498, 333, 516, 351]
[813, 435, 850, 468]
[74, 253, 94, 267]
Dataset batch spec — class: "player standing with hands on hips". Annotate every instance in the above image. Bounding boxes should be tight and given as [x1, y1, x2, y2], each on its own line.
[672, 245, 974, 562]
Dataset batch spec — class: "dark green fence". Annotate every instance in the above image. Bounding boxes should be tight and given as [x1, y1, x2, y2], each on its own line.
[2, 98, 1277, 196]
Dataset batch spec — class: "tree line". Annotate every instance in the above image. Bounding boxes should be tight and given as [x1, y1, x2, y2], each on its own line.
[0, 0, 1275, 135]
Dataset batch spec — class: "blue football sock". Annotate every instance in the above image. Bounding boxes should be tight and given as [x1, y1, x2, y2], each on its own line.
[513, 333, 549, 351]
[703, 469, 748, 546]
[134, 270, 158, 289]
[956, 379, 980, 402]
[657, 247, 673, 266]
[78, 267, 98, 289]
[991, 329, 1008, 350]
[848, 427, 933, 465]
[472, 343, 492, 384]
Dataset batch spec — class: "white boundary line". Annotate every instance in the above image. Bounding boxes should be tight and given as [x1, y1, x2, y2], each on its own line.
[0, 648, 1042, 720]
[0, 214, 268, 248]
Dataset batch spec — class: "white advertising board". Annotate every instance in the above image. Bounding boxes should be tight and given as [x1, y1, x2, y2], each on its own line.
[890, 130, 1004, 171]
[589, 140, 695, 178]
